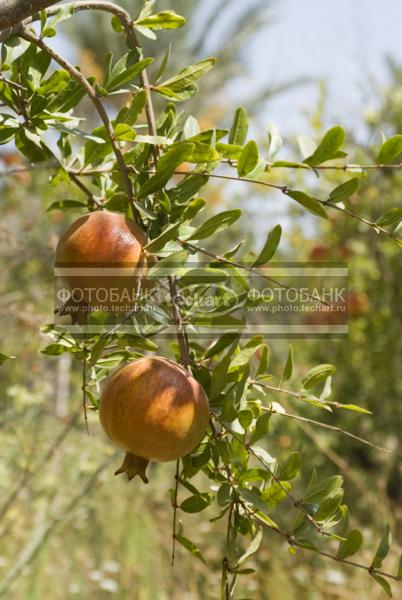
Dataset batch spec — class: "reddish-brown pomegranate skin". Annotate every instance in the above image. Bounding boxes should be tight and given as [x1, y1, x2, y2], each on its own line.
[99, 357, 210, 465]
[55, 210, 149, 309]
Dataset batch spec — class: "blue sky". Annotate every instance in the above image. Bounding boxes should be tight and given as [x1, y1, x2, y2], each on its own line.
[243, 0, 402, 135]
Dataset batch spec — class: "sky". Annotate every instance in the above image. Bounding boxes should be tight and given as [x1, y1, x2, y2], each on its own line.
[243, 0, 402, 136]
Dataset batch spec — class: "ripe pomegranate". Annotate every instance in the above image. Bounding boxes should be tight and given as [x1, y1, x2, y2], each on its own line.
[55, 210, 151, 311]
[99, 357, 210, 483]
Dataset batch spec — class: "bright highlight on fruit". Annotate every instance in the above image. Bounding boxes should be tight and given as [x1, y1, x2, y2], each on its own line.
[99, 356, 210, 483]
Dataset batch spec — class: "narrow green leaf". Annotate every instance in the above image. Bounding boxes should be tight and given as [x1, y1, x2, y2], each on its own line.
[303, 475, 343, 504]
[175, 534, 206, 563]
[211, 354, 231, 399]
[187, 209, 241, 241]
[377, 134, 402, 164]
[337, 404, 372, 415]
[253, 225, 282, 266]
[46, 199, 86, 212]
[376, 207, 402, 229]
[139, 143, 194, 198]
[237, 140, 259, 177]
[302, 364, 336, 389]
[278, 452, 302, 481]
[304, 126, 346, 166]
[237, 528, 263, 567]
[329, 178, 359, 201]
[229, 107, 248, 146]
[397, 553, 402, 579]
[337, 530, 363, 559]
[145, 222, 180, 253]
[371, 524, 392, 569]
[180, 495, 210, 513]
[158, 58, 216, 92]
[106, 55, 153, 92]
[282, 346, 293, 381]
[135, 10, 186, 31]
[286, 190, 328, 219]
[370, 574, 392, 598]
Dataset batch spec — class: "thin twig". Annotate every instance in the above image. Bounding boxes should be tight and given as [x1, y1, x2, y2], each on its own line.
[172, 169, 402, 244]
[171, 458, 180, 566]
[268, 406, 389, 453]
[81, 345, 89, 434]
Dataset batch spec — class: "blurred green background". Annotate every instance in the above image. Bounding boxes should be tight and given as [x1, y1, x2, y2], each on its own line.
[0, 1, 401, 598]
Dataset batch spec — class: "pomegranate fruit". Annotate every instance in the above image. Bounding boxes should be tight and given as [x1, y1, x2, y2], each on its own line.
[55, 210, 151, 311]
[99, 357, 210, 483]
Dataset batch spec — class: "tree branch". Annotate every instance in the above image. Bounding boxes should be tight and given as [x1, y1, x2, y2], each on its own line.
[0, 0, 60, 31]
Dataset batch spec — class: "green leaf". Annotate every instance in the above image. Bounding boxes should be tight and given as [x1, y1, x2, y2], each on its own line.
[371, 524, 391, 569]
[105, 54, 153, 92]
[229, 107, 248, 146]
[217, 483, 232, 507]
[370, 575, 392, 598]
[216, 143, 243, 160]
[139, 143, 194, 198]
[135, 10, 186, 30]
[145, 222, 180, 253]
[302, 364, 336, 389]
[37, 70, 69, 95]
[114, 123, 136, 142]
[286, 190, 328, 219]
[211, 354, 231, 399]
[155, 43, 171, 82]
[314, 489, 343, 521]
[376, 207, 402, 229]
[282, 346, 293, 381]
[111, 15, 124, 32]
[397, 553, 402, 579]
[187, 209, 241, 241]
[182, 197, 206, 221]
[175, 534, 206, 563]
[303, 475, 343, 504]
[261, 482, 290, 508]
[0, 352, 15, 366]
[304, 126, 346, 166]
[377, 134, 402, 164]
[237, 140, 259, 177]
[154, 84, 197, 102]
[253, 225, 282, 266]
[249, 412, 271, 444]
[278, 452, 302, 481]
[116, 90, 147, 125]
[329, 178, 359, 201]
[203, 333, 240, 359]
[337, 530, 363, 559]
[237, 528, 263, 567]
[267, 123, 283, 158]
[46, 199, 86, 212]
[2, 36, 30, 65]
[158, 58, 216, 92]
[41, 343, 72, 356]
[180, 494, 211, 513]
[336, 404, 372, 415]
